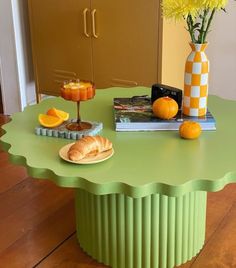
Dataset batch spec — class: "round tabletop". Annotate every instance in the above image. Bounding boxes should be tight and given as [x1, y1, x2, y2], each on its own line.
[1, 87, 236, 197]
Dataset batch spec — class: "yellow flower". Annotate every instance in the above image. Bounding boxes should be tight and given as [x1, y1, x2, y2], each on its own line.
[162, 0, 199, 20]
[161, 0, 229, 43]
[203, 0, 228, 9]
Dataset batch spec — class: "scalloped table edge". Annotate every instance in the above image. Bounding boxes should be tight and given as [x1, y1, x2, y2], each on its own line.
[1, 136, 236, 198]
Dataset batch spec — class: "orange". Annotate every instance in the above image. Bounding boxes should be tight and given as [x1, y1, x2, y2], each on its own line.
[46, 107, 69, 121]
[38, 114, 63, 128]
[152, 97, 178, 120]
[179, 121, 202, 139]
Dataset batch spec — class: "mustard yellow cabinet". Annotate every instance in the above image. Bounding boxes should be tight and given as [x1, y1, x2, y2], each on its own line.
[28, 0, 188, 101]
[28, 0, 94, 100]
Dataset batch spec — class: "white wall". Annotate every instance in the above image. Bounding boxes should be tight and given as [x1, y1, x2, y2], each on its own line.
[0, 0, 35, 114]
[208, 1, 236, 100]
[0, 0, 23, 114]
[13, 0, 36, 104]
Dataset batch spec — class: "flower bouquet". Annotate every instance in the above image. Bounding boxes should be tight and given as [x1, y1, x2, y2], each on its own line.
[162, 0, 228, 44]
[162, 0, 229, 116]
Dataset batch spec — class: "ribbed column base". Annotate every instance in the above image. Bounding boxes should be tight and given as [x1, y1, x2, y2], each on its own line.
[75, 189, 207, 268]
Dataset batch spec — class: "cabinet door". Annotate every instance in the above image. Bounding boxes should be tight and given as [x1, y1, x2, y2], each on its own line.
[91, 0, 160, 88]
[28, 0, 93, 96]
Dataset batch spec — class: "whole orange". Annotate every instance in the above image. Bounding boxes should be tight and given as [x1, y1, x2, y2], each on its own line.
[179, 121, 202, 139]
[152, 97, 178, 119]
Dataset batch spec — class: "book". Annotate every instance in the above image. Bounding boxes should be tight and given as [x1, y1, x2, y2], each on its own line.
[113, 96, 216, 131]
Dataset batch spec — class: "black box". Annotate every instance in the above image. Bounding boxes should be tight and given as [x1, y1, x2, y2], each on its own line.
[151, 83, 182, 109]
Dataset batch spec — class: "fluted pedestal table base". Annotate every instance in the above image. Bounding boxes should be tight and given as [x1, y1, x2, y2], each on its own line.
[75, 189, 207, 268]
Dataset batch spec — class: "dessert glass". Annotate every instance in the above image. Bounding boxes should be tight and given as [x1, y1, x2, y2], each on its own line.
[61, 80, 95, 131]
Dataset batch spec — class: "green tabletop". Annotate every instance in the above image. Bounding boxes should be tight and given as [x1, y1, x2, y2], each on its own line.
[1, 87, 236, 197]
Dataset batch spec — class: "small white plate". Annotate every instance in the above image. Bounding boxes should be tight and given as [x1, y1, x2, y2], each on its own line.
[59, 143, 114, 164]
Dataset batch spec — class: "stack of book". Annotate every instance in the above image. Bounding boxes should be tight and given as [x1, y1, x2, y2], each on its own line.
[113, 96, 216, 131]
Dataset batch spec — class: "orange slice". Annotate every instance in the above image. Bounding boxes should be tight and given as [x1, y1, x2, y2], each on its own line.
[38, 114, 63, 128]
[46, 107, 69, 121]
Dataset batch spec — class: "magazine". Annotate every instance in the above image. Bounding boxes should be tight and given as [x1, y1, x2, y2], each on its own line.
[113, 96, 216, 131]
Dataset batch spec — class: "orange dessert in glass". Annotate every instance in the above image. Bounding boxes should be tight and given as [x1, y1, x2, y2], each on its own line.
[60, 80, 96, 131]
[60, 80, 95, 102]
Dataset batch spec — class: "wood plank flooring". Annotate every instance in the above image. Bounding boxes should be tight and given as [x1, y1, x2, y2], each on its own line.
[0, 114, 236, 268]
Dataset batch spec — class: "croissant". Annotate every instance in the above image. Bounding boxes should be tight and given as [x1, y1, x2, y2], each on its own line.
[68, 135, 113, 161]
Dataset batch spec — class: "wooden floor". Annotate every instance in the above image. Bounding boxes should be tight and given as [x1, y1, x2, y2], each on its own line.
[0, 114, 236, 268]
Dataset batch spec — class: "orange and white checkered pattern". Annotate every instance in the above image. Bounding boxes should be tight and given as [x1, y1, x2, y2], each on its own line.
[183, 43, 209, 116]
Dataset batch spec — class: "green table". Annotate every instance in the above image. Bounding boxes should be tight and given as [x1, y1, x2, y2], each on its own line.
[1, 87, 236, 268]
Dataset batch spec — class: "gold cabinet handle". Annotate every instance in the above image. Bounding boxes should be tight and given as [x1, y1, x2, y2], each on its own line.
[83, 8, 90, 37]
[91, 9, 98, 38]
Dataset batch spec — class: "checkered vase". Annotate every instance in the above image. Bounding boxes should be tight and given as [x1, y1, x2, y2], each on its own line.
[183, 43, 209, 116]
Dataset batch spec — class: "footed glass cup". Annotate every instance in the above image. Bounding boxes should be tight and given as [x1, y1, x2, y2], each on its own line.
[60, 80, 95, 131]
